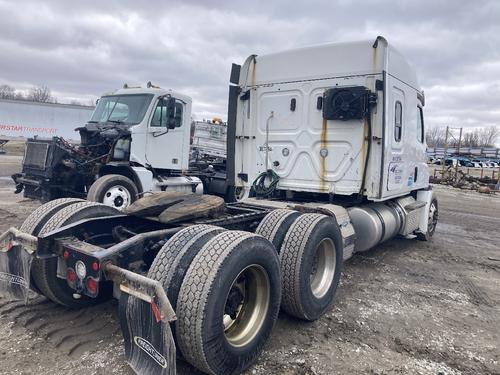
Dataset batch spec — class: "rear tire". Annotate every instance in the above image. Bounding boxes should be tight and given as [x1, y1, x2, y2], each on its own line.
[255, 209, 301, 252]
[20, 198, 84, 293]
[32, 201, 119, 308]
[20, 198, 84, 235]
[176, 231, 281, 375]
[279, 213, 343, 321]
[148, 225, 226, 312]
[87, 174, 138, 210]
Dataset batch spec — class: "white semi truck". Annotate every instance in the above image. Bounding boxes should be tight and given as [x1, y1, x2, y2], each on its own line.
[12, 88, 228, 208]
[0, 37, 438, 375]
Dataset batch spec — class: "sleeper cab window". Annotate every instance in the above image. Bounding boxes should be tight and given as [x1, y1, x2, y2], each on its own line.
[417, 106, 424, 143]
[394, 101, 403, 142]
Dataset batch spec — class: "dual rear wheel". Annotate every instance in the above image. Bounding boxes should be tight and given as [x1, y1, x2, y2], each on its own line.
[256, 210, 343, 320]
[150, 209, 343, 374]
[149, 226, 281, 375]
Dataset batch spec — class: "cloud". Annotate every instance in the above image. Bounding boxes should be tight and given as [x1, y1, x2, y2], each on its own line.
[0, 0, 499, 129]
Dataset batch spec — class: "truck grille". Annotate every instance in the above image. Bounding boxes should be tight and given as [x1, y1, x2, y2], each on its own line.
[24, 142, 49, 170]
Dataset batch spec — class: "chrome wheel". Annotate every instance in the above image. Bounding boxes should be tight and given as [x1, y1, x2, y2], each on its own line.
[102, 185, 131, 210]
[223, 264, 270, 348]
[309, 238, 336, 299]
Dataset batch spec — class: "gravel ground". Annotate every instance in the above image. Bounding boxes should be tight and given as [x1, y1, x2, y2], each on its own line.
[0, 155, 499, 375]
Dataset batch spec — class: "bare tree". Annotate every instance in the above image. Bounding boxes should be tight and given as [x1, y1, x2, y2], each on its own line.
[478, 126, 499, 147]
[0, 84, 16, 99]
[27, 85, 54, 103]
[427, 125, 499, 148]
[426, 125, 446, 147]
[461, 130, 480, 147]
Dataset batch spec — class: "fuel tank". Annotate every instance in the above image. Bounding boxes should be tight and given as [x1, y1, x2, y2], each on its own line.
[347, 196, 424, 253]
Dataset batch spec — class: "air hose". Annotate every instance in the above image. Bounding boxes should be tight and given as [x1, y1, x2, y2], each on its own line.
[251, 169, 280, 197]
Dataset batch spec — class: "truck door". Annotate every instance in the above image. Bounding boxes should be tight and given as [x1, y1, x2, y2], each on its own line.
[385, 85, 407, 192]
[145, 97, 188, 170]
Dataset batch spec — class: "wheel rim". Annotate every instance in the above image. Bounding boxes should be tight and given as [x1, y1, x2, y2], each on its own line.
[310, 238, 336, 299]
[223, 264, 270, 348]
[102, 185, 131, 210]
[428, 201, 438, 234]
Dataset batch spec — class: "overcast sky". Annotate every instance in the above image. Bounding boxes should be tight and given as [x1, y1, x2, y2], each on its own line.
[1, 0, 499, 132]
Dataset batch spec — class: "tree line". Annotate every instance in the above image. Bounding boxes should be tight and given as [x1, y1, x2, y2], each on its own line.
[0, 84, 90, 106]
[426, 126, 499, 148]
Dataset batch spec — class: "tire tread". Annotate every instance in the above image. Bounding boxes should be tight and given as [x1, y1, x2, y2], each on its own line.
[176, 231, 256, 374]
[279, 213, 326, 319]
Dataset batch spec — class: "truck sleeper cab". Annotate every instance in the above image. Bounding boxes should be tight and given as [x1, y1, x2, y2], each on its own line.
[0, 37, 438, 375]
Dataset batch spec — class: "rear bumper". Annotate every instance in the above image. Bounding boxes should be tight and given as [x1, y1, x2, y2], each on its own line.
[0, 226, 177, 374]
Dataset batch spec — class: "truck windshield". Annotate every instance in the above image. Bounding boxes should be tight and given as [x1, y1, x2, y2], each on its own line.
[90, 94, 154, 125]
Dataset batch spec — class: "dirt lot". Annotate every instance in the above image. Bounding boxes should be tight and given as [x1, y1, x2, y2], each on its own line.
[0, 155, 499, 375]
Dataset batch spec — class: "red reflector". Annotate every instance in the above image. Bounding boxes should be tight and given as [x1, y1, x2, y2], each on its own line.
[151, 301, 161, 323]
[7, 239, 13, 251]
[63, 251, 69, 259]
[91, 262, 99, 272]
[67, 269, 76, 283]
[86, 278, 97, 294]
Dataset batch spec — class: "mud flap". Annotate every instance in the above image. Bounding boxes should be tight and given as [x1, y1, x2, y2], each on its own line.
[0, 228, 37, 302]
[105, 264, 176, 375]
[119, 293, 176, 375]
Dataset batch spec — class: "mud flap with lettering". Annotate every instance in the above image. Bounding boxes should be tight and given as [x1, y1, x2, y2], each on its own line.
[119, 292, 176, 375]
[0, 228, 37, 302]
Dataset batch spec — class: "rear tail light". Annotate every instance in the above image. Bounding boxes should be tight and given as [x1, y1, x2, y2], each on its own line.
[86, 278, 98, 294]
[91, 261, 99, 272]
[67, 269, 76, 283]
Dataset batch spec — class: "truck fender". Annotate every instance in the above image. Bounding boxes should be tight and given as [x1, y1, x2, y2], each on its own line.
[416, 188, 436, 235]
[98, 164, 148, 194]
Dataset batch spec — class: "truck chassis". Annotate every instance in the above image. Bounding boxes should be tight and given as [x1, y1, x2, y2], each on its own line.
[0, 189, 437, 375]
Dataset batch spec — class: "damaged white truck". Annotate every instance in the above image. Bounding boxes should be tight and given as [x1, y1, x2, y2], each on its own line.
[12, 88, 228, 209]
[0, 36, 438, 375]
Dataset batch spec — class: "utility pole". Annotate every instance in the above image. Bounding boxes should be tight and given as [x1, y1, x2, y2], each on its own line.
[455, 127, 463, 180]
[442, 126, 449, 179]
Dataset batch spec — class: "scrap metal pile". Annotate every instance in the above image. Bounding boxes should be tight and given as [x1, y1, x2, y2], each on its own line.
[430, 166, 499, 193]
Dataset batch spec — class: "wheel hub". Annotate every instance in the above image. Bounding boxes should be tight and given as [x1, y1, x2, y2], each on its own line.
[223, 264, 270, 348]
[225, 286, 244, 319]
[102, 185, 131, 210]
[309, 238, 336, 299]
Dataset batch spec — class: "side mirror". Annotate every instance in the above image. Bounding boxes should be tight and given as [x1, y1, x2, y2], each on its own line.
[166, 97, 176, 129]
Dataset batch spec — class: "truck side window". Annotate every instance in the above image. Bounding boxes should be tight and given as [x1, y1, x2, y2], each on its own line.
[394, 101, 402, 142]
[174, 102, 183, 128]
[151, 99, 183, 127]
[151, 99, 168, 127]
[417, 106, 424, 143]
